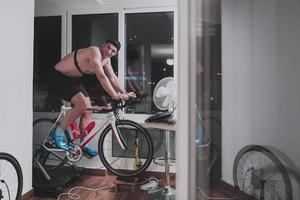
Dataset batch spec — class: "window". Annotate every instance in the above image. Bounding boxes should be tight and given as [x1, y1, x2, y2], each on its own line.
[125, 12, 174, 114]
[33, 16, 62, 112]
[33, 11, 175, 113]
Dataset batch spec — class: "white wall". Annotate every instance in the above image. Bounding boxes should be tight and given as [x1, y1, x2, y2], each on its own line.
[222, 0, 300, 190]
[0, 0, 34, 195]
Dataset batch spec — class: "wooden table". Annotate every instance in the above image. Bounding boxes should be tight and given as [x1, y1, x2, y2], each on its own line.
[138, 121, 176, 132]
[138, 121, 176, 195]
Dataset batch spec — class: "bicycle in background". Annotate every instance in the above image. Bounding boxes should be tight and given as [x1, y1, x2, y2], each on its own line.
[33, 100, 154, 178]
[0, 152, 23, 200]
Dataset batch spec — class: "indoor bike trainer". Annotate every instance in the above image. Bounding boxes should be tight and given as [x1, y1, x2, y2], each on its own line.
[33, 147, 83, 197]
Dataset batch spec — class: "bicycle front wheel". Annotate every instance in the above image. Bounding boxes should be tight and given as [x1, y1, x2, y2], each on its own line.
[0, 152, 23, 200]
[98, 120, 153, 177]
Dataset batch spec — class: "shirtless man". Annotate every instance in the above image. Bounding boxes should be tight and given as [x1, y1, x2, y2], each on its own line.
[51, 39, 136, 157]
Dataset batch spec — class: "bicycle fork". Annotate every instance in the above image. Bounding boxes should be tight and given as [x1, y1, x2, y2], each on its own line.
[111, 119, 142, 170]
[111, 119, 127, 150]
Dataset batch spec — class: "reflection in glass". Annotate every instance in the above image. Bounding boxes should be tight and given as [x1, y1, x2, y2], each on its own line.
[125, 12, 174, 114]
[195, 0, 222, 198]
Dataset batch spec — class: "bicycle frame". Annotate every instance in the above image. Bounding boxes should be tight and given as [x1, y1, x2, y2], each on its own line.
[34, 100, 154, 178]
[79, 110, 127, 150]
[42, 104, 127, 154]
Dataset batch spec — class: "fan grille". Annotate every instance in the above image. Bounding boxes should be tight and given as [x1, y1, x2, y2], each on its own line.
[153, 77, 176, 111]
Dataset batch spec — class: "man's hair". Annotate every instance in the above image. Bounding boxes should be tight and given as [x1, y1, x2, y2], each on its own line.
[105, 39, 121, 51]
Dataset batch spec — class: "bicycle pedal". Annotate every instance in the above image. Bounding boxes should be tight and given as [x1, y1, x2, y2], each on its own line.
[44, 142, 56, 149]
[45, 142, 68, 152]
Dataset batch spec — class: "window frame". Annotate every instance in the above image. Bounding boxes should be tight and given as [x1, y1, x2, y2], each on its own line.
[123, 7, 177, 117]
[124, 6, 177, 82]
[33, 11, 67, 113]
[35, 10, 67, 59]
[34, 6, 177, 119]
[33, 3, 182, 198]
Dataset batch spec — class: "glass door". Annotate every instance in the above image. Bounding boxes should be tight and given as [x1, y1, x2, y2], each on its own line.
[179, 0, 300, 199]
[177, 0, 221, 199]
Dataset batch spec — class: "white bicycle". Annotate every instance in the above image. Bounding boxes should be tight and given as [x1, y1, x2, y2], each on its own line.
[33, 100, 154, 178]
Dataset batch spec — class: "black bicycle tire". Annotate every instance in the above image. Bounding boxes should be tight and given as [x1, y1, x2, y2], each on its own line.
[33, 118, 56, 154]
[233, 145, 292, 200]
[33, 118, 68, 172]
[0, 152, 23, 200]
[98, 120, 153, 177]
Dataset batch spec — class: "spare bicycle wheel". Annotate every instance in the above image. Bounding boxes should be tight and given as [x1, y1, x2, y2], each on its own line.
[0, 152, 23, 200]
[233, 145, 292, 200]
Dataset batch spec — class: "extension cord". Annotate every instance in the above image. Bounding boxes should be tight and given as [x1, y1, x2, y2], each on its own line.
[140, 180, 158, 191]
[57, 185, 114, 200]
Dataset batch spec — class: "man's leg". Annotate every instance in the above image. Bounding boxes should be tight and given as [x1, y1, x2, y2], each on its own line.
[78, 101, 92, 133]
[78, 97, 98, 157]
[54, 92, 89, 150]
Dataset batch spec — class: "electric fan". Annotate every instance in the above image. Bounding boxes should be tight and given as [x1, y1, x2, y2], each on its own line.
[145, 77, 177, 123]
[146, 76, 177, 200]
[153, 77, 176, 111]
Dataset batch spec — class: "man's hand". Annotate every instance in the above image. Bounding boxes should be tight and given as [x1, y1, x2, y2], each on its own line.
[127, 92, 136, 99]
[113, 93, 129, 101]
[112, 92, 136, 101]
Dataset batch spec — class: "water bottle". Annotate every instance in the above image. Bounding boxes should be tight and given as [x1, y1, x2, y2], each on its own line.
[71, 122, 80, 140]
[81, 121, 95, 139]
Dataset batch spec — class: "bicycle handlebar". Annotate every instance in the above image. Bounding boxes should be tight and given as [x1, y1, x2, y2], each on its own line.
[111, 99, 128, 110]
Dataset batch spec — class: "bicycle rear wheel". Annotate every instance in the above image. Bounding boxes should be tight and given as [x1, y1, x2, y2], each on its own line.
[33, 118, 68, 172]
[98, 120, 153, 177]
[0, 152, 23, 200]
[233, 145, 292, 200]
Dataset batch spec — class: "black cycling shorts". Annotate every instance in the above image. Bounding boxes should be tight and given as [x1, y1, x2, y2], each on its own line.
[51, 70, 89, 102]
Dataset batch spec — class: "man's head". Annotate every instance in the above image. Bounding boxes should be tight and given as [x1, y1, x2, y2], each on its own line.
[105, 39, 121, 51]
[101, 39, 121, 58]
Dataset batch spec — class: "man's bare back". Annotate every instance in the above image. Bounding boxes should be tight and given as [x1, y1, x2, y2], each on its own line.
[55, 46, 110, 78]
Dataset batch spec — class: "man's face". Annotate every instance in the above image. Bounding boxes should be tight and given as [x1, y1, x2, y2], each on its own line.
[102, 43, 118, 58]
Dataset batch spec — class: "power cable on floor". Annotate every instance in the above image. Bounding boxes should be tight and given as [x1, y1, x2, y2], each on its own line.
[57, 184, 115, 200]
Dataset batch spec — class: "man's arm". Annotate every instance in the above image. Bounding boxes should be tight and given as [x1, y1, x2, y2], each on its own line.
[89, 47, 119, 99]
[103, 61, 126, 94]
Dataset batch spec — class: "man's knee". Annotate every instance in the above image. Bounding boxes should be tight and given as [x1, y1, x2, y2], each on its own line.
[71, 92, 91, 111]
[82, 110, 92, 118]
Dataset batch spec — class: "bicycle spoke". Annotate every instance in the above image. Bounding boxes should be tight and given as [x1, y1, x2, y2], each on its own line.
[99, 120, 153, 177]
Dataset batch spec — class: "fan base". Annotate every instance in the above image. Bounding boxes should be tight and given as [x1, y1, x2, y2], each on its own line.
[148, 186, 176, 200]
